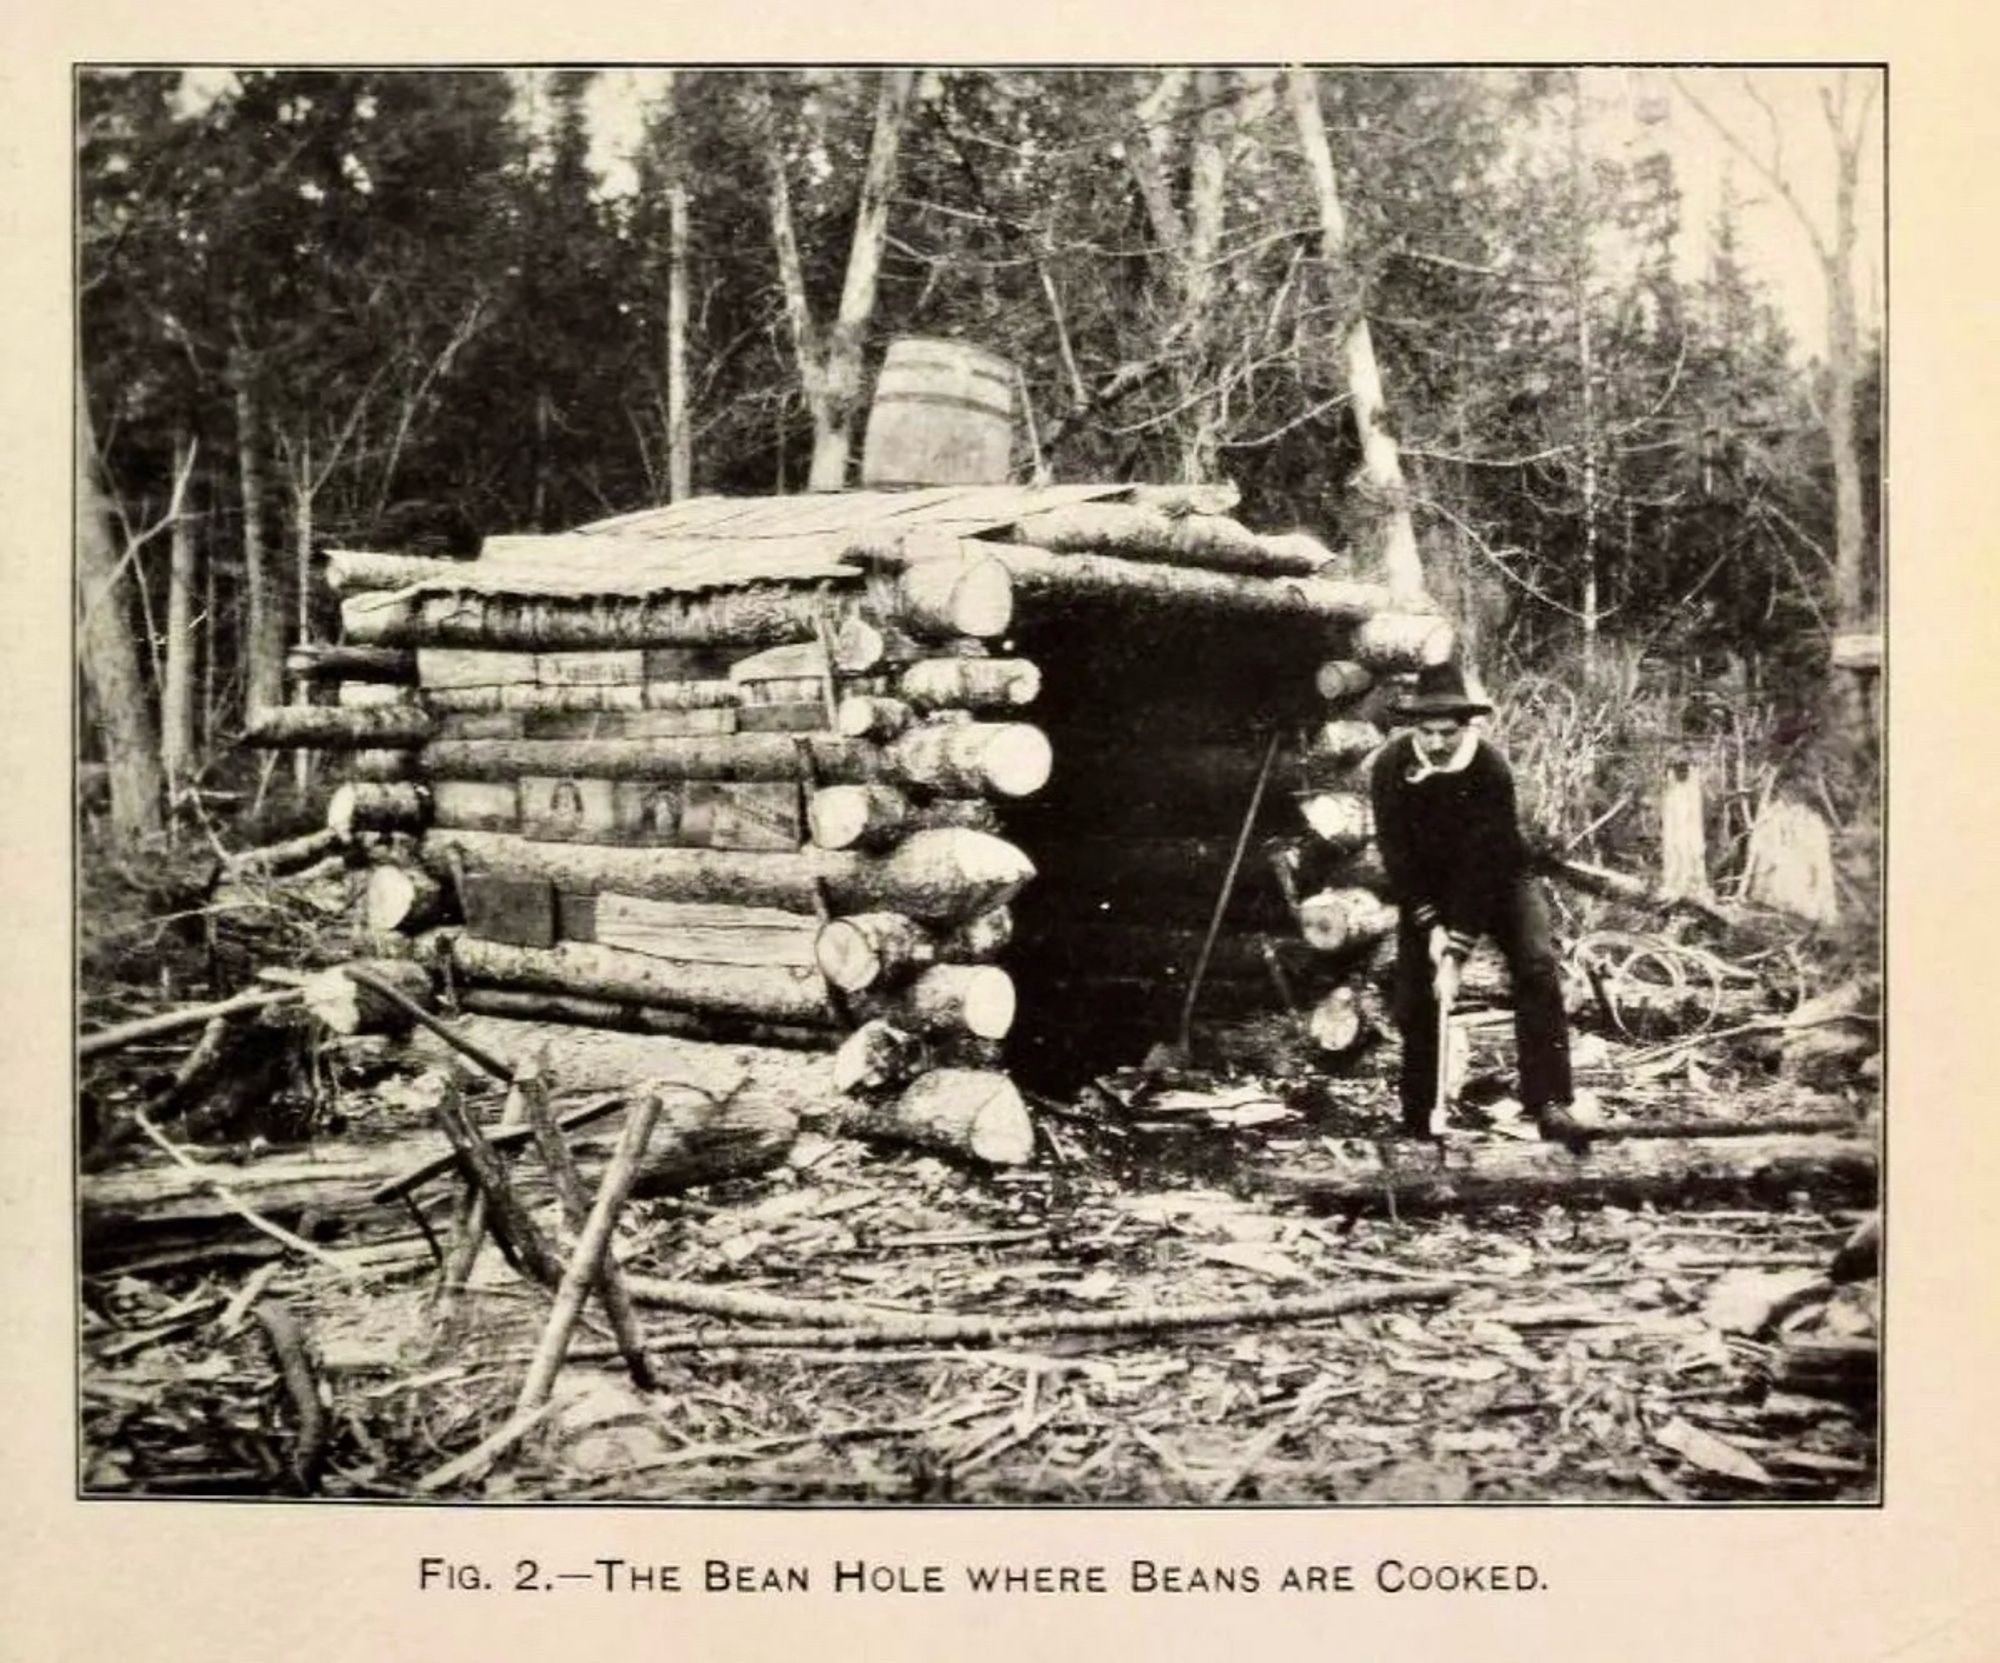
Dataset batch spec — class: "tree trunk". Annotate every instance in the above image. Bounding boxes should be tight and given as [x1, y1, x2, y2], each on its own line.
[233, 352, 285, 716]
[161, 427, 199, 787]
[1269, 1132, 1877, 1216]
[424, 825, 1035, 924]
[1284, 70, 1428, 604]
[75, 397, 164, 842]
[666, 181, 692, 501]
[1659, 764, 1711, 901]
[762, 71, 914, 493]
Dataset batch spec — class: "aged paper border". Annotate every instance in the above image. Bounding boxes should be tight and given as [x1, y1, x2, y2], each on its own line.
[6, 5, 1994, 1659]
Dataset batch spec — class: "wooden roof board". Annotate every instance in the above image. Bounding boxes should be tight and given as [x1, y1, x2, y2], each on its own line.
[416, 482, 1137, 603]
[570, 482, 1129, 543]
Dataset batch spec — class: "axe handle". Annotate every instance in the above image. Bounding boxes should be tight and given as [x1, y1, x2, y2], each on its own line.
[1430, 955, 1460, 1132]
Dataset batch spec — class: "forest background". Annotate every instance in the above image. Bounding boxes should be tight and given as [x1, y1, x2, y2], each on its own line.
[74, 65, 1884, 925]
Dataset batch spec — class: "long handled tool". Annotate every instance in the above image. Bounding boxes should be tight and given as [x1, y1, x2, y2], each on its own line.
[1428, 940, 1461, 1137]
[1152, 729, 1285, 1069]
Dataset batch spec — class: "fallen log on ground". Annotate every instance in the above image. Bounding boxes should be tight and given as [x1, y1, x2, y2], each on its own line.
[624, 1276, 1458, 1347]
[216, 827, 345, 878]
[81, 1093, 797, 1269]
[80, 987, 300, 1059]
[1266, 1132, 1877, 1216]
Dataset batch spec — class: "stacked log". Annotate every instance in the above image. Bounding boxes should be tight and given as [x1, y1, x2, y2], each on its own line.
[250, 482, 1446, 1146]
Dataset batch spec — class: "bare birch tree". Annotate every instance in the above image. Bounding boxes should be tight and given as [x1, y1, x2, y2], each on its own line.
[1284, 69, 1429, 602]
[762, 70, 917, 490]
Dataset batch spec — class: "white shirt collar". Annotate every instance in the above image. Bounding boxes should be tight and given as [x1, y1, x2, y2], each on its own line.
[1405, 727, 1479, 782]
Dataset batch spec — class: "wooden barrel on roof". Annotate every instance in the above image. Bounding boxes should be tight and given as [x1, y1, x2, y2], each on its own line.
[860, 338, 1016, 488]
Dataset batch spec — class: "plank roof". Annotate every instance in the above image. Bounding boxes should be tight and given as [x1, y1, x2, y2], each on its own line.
[393, 483, 1137, 603]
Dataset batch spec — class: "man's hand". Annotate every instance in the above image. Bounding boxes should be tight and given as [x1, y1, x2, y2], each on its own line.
[1429, 926, 1475, 968]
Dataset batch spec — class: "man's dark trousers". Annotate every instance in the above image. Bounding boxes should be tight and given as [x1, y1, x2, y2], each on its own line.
[1393, 878, 1573, 1132]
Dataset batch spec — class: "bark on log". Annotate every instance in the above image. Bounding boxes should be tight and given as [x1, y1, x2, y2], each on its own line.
[329, 782, 430, 840]
[424, 826, 1034, 923]
[853, 529, 1391, 627]
[1350, 612, 1454, 670]
[455, 988, 829, 1050]
[835, 694, 912, 739]
[831, 1018, 929, 1094]
[422, 721, 1052, 798]
[336, 682, 415, 708]
[1294, 791, 1373, 850]
[218, 826, 344, 879]
[447, 935, 838, 1027]
[1002, 503, 1332, 578]
[324, 549, 469, 595]
[815, 910, 929, 992]
[1306, 719, 1384, 765]
[1268, 1132, 1878, 1216]
[858, 964, 1016, 1040]
[806, 784, 998, 851]
[984, 538, 1389, 625]
[896, 657, 1041, 712]
[244, 705, 435, 750]
[1298, 887, 1398, 953]
[347, 749, 418, 782]
[364, 864, 446, 933]
[340, 584, 875, 654]
[286, 643, 417, 683]
[80, 1096, 797, 1268]
[845, 1068, 1034, 1165]
[1314, 659, 1374, 705]
[1305, 986, 1371, 1053]
[815, 905, 1017, 994]
[893, 544, 1015, 638]
[423, 680, 740, 715]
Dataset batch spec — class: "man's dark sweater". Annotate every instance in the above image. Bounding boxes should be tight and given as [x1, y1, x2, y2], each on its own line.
[1368, 732, 1531, 934]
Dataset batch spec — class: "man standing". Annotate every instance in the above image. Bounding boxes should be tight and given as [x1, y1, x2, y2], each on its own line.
[1368, 662, 1592, 1148]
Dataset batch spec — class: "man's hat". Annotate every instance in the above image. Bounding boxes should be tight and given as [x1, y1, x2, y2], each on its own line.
[1393, 660, 1493, 721]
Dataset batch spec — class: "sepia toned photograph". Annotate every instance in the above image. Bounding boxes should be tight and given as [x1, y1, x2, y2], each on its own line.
[75, 63, 1883, 1506]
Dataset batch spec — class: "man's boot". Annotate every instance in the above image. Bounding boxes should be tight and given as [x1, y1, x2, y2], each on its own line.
[1536, 1091, 1599, 1154]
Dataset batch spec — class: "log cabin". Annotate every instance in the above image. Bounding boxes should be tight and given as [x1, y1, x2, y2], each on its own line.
[251, 347, 1456, 1165]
